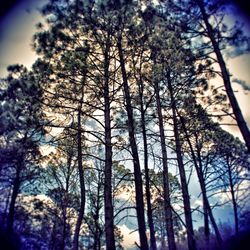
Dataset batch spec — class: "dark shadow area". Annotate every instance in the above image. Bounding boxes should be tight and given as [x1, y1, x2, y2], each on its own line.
[223, 231, 250, 250]
[0, 227, 21, 250]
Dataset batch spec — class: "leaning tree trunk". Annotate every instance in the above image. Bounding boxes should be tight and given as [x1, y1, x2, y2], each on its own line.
[178, 113, 223, 247]
[117, 35, 149, 250]
[197, 0, 250, 153]
[168, 80, 197, 250]
[227, 157, 239, 236]
[154, 74, 176, 250]
[195, 139, 223, 247]
[103, 35, 116, 250]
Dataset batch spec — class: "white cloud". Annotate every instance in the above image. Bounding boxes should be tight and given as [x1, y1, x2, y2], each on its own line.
[193, 199, 203, 207]
[118, 224, 140, 249]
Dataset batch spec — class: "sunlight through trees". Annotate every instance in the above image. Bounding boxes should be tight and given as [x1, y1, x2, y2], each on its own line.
[0, 0, 249, 249]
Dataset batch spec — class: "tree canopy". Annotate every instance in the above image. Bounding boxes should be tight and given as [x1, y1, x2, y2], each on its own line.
[0, 0, 249, 249]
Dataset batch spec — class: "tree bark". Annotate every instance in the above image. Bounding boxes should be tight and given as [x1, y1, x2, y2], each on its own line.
[117, 35, 149, 250]
[73, 67, 87, 250]
[103, 35, 116, 250]
[204, 199, 210, 249]
[195, 137, 223, 246]
[93, 172, 102, 250]
[197, 0, 250, 153]
[7, 161, 22, 234]
[72, 106, 86, 250]
[154, 75, 176, 250]
[137, 69, 157, 250]
[178, 113, 223, 246]
[168, 80, 197, 250]
[61, 154, 72, 250]
[227, 157, 239, 236]
[141, 107, 157, 250]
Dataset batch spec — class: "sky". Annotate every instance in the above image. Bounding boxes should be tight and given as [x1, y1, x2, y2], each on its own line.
[0, 0, 249, 137]
[0, 0, 249, 248]
[0, 0, 46, 76]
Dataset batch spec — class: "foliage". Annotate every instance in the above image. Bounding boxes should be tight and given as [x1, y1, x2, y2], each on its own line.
[0, 0, 249, 249]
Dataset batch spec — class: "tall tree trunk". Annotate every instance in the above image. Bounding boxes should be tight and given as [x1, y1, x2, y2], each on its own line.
[168, 80, 197, 250]
[227, 158, 239, 236]
[154, 74, 176, 250]
[197, 0, 250, 153]
[103, 35, 116, 250]
[61, 154, 72, 250]
[61, 208, 67, 250]
[117, 36, 149, 250]
[7, 162, 22, 234]
[4, 188, 11, 226]
[93, 176, 102, 250]
[138, 73, 157, 250]
[204, 200, 210, 249]
[178, 113, 223, 246]
[73, 68, 87, 250]
[72, 106, 86, 250]
[204, 189, 223, 246]
[195, 138, 223, 246]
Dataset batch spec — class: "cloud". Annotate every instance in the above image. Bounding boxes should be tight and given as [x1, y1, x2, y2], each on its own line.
[193, 199, 203, 207]
[232, 78, 250, 91]
[118, 224, 140, 250]
[213, 180, 250, 205]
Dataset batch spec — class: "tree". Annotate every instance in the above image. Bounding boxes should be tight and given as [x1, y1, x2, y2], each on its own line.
[168, 80, 197, 250]
[0, 65, 43, 234]
[128, 8, 158, 249]
[143, 169, 182, 248]
[0, 0, 249, 249]
[167, 0, 250, 152]
[116, 2, 150, 249]
[212, 128, 250, 237]
[195, 0, 250, 153]
[178, 99, 223, 246]
[43, 135, 80, 250]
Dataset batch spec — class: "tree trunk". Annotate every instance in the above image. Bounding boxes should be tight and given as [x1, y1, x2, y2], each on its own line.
[61, 154, 72, 250]
[168, 80, 197, 250]
[61, 208, 67, 250]
[103, 35, 116, 250]
[197, 0, 250, 153]
[154, 74, 176, 250]
[195, 138, 223, 246]
[204, 200, 210, 249]
[138, 72, 157, 250]
[227, 158, 239, 236]
[117, 36, 149, 250]
[7, 162, 21, 234]
[178, 113, 223, 246]
[204, 191, 223, 246]
[4, 188, 11, 226]
[72, 107, 86, 250]
[73, 69, 87, 250]
[93, 178, 102, 250]
[60, 209, 67, 250]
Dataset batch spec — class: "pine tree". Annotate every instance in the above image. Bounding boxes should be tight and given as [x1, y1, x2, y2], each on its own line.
[0, 65, 44, 234]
